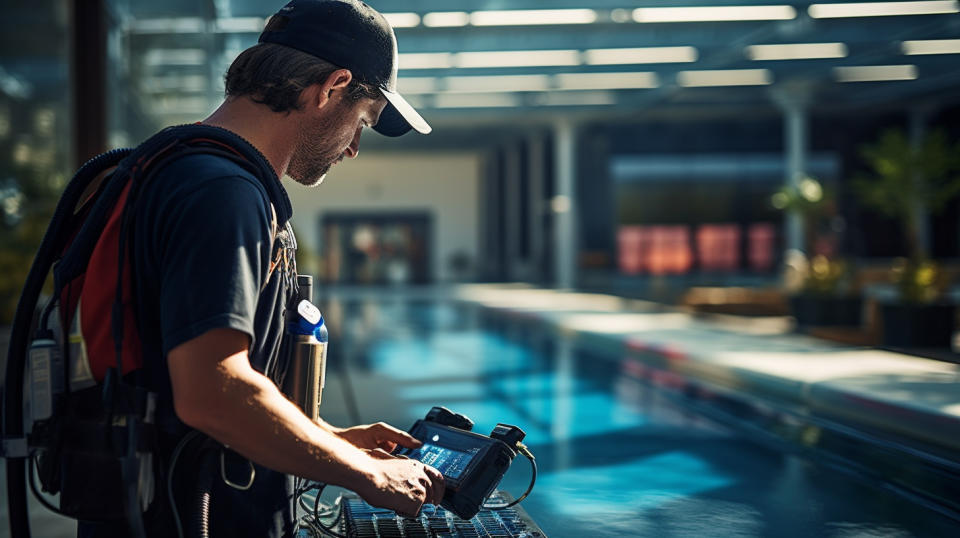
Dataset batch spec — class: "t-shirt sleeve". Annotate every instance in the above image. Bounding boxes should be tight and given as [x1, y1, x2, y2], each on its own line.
[154, 175, 273, 354]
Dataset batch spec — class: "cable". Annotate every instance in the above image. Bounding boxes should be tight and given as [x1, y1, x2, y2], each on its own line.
[296, 481, 337, 516]
[29, 455, 137, 523]
[483, 443, 537, 511]
[312, 484, 346, 538]
[28, 457, 65, 516]
[168, 431, 202, 538]
[295, 482, 346, 538]
[298, 517, 321, 538]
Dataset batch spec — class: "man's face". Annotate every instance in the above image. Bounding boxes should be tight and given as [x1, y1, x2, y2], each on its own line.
[287, 90, 386, 187]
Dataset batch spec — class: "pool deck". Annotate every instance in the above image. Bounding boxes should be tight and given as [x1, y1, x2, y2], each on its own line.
[452, 284, 960, 459]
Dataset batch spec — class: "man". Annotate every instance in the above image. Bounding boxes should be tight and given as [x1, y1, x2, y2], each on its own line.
[80, 1, 443, 536]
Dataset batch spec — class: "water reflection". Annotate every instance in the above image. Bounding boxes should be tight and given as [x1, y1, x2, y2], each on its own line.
[317, 294, 958, 537]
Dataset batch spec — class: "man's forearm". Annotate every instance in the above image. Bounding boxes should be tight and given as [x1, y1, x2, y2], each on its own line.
[314, 416, 343, 434]
[175, 354, 376, 491]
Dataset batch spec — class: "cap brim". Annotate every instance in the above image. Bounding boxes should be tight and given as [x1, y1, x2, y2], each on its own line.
[374, 88, 432, 137]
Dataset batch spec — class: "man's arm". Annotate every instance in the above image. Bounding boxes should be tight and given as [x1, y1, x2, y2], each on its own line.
[167, 327, 444, 517]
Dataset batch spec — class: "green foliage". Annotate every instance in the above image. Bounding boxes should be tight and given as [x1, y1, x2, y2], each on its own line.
[853, 128, 960, 303]
[773, 176, 851, 296]
[853, 128, 960, 258]
[771, 176, 829, 216]
[803, 255, 852, 296]
[0, 206, 54, 324]
[0, 144, 64, 324]
[890, 257, 944, 304]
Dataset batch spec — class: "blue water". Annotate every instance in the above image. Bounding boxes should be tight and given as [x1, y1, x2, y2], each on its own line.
[319, 296, 960, 537]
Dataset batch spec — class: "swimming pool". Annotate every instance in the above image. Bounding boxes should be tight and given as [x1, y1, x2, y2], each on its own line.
[318, 293, 959, 538]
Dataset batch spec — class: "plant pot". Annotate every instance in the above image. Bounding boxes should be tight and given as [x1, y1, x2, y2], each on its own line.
[790, 295, 863, 328]
[880, 303, 956, 348]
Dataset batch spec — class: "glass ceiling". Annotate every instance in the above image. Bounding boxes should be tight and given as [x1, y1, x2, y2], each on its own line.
[103, 0, 960, 138]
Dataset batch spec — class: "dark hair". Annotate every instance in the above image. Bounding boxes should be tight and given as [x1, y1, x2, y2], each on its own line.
[224, 42, 380, 113]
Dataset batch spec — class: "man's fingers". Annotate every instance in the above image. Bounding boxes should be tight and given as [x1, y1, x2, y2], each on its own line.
[423, 464, 445, 505]
[402, 473, 427, 518]
[367, 447, 396, 460]
[377, 439, 399, 452]
[373, 422, 421, 449]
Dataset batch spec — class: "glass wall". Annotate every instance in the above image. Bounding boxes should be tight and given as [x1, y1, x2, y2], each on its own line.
[0, 0, 72, 324]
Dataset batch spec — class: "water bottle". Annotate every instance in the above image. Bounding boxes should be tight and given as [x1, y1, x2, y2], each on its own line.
[282, 276, 329, 421]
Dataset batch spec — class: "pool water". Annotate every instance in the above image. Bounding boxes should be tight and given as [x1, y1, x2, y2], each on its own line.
[318, 296, 959, 538]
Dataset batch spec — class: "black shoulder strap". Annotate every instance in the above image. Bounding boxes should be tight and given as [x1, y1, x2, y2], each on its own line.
[53, 124, 290, 292]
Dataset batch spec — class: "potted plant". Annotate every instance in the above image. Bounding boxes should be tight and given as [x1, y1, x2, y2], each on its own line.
[774, 177, 862, 328]
[853, 128, 960, 348]
[789, 255, 863, 328]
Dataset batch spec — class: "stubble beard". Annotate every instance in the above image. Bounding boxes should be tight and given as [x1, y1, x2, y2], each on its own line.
[288, 113, 344, 187]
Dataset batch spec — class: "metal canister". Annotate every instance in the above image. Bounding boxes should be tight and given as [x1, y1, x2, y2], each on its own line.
[282, 276, 328, 421]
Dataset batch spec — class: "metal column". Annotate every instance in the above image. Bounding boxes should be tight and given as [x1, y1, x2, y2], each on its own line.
[504, 144, 523, 280]
[781, 95, 810, 255]
[481, 151, 502, 280]
[527, 134, 547, 284]
[553, 120, 577, 289]
[909, 105, 933, 258]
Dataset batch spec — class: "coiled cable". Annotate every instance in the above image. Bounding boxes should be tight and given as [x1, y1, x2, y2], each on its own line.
[483, 443, 537, 511]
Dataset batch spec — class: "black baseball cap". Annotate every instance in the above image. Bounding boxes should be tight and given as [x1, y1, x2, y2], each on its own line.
[259, 0, 430, 137]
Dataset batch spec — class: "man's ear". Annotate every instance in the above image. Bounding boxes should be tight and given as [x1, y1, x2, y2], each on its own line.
[314, 68, 354, 109]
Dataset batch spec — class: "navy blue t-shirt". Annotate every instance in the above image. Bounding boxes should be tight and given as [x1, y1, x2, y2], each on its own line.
[79, 132, 300, 537]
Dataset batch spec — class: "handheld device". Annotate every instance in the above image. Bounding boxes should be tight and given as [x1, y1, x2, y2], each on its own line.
[395, 407, 530, 520]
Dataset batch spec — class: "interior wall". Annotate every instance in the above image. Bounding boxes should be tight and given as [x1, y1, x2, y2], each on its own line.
[285, 150, 481, 283]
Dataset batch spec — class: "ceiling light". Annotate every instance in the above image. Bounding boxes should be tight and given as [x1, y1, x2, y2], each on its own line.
[633, 6, 796, 23]
[153, 96, 211, 114]
[455, 50, 580, 68]
[143, 48, 206, 66]
[809, 1, 958, 18]
[141, 74, 207, 92]
[445, 75, 551, 92]
[902, 39, 960, 54]
[677, 69, 773, 86]
[434, 93, 519, 108]
[834, 65, 918, 82]
[214, 17, 264, 33]
[402, 95, 426, 109]
[399, 53, 454, 70]
[396, 77, 438, 94]
[471, 9, 597, 26]
[611, 9, 632, 23]
[382, 12, 421, 28]
[585, 47, 698, 65]
[423, 12, 470, 27]
[555, 72, 659, 90]
[747, 43, 848, 60]
[129, 17, 206, 34]
[536, 92, 617, 106]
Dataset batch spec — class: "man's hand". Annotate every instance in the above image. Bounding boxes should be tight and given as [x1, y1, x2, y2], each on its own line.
[335, 422, 421, 453]
[358, 449, 445, 518]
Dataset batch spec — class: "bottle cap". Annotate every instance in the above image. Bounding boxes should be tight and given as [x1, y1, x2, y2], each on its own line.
[292, 299, 324, 334]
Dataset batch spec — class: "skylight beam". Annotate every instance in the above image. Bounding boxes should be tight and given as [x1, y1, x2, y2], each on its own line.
[747, 43, 848, 60]
[834, 65, 918, 82]
[677, 69, 773, 86]
[633, 6, 796, 23]
[809, 1, 959, 18]
[471, 9, 597, 26]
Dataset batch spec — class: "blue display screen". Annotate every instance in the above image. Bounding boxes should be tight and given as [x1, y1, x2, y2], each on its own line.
[404, 443, 479, 479]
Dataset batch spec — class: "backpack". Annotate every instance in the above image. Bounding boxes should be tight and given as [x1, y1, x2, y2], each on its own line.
[2, 124, 282, 534]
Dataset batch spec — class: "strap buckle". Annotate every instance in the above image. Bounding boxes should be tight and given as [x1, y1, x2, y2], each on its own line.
[220, 449, 255, 491]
